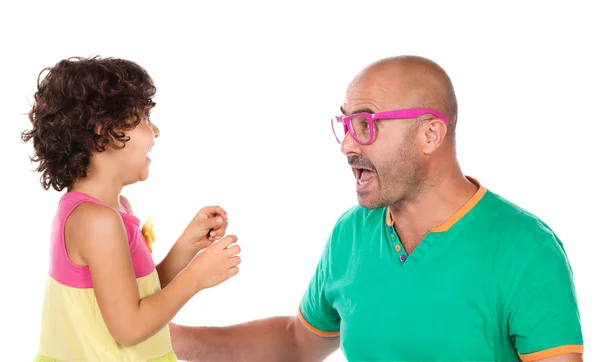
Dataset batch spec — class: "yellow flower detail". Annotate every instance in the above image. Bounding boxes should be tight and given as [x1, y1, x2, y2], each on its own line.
[142, 218, 156, 253]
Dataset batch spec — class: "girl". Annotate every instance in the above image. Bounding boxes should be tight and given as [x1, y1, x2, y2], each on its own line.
[22, 56, 241, 362]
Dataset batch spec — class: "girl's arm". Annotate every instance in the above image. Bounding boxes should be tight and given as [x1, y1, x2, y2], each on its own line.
[119, 196, 224, 288]
[119, 196, 193, 287]
[68, 202, 239, 347]
[156, 233, 199, 287]
[155, 208, 227, 287]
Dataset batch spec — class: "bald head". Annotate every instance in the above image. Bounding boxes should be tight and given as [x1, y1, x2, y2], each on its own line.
[350, 55, 458, 131]
[340, 56, 464, 209]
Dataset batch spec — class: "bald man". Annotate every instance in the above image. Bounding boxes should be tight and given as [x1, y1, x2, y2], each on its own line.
[170, 56, 583, 362]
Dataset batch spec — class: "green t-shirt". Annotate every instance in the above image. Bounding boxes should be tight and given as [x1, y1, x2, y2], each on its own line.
[299, 184, 583, 361]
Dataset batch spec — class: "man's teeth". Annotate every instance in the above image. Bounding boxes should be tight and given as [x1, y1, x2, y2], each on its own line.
[357, 169, 367, 185]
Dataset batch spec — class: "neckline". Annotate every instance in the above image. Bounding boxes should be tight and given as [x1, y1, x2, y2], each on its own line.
[385, 176, 487, 233]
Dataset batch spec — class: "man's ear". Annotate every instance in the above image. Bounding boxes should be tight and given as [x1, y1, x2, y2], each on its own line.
[420, 118, 447, 155]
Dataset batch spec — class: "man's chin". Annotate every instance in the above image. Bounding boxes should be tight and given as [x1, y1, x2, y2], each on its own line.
[357, 192, 387, 210]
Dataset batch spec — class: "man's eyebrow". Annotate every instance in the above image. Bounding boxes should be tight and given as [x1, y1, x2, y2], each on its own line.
[340, 106, 374, 116]
[353, 108, 375, 115]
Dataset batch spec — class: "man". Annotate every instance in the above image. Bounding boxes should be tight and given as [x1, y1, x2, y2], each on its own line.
[170, 56, 584, 361]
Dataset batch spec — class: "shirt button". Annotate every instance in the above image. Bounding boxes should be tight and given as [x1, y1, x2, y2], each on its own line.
[391, 234, 396, 241]
[394, 244, 401, 252]
[399, 254, 406, 262]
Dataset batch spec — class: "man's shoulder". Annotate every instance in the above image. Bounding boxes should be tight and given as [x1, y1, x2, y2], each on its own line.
[476, 189, 560, 247]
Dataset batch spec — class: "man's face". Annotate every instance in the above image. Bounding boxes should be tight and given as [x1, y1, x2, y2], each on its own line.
[340, 74, 425, 210]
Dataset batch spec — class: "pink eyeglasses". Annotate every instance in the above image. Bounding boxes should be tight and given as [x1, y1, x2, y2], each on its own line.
[331, 108, 448, 145]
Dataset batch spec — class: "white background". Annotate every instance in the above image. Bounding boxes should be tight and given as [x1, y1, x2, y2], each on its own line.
[1, 1, 598, 361]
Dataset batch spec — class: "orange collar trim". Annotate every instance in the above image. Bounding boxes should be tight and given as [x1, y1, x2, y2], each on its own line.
[386, 176, 487, 232]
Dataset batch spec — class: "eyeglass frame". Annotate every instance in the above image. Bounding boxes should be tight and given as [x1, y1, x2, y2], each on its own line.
[331, 108, 449, 145]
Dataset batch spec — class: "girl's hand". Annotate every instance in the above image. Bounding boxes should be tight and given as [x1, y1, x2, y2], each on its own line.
[180, 206, 228, 252]
[186, 234, 241, 292]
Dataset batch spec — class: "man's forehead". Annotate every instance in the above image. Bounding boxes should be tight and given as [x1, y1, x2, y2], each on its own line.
[342, 80, 402, 114]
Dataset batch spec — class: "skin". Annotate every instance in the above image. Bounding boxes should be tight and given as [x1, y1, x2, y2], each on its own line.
[65, 111, 241, 346]
[340, 55, 476, 254]
[169, 56, 582, 362]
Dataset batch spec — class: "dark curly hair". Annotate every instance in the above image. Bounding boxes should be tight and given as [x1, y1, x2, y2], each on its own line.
[21, 56, 156, 191]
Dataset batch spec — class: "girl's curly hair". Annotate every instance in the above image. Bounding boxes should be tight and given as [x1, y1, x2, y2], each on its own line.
[21, 56, 156, 191]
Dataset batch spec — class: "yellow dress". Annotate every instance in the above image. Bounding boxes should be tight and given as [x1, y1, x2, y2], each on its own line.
[34, 192, 177, 361]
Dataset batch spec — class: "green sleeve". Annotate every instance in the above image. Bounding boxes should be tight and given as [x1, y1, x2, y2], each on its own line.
[299, 232, 340, 334]
[507, 234, 583, 357]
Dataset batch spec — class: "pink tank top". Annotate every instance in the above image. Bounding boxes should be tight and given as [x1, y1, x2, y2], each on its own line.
[48, 191, 156, 288]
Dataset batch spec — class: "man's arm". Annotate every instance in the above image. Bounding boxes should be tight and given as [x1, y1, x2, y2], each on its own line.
[171, 214, 343, 361]
[508, 235, 583, 362]
[170, 315, 339, 362]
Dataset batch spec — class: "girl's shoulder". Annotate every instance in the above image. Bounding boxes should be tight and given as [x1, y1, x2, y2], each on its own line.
[58, 192, 140, 226]
[59, 191, 104, 212]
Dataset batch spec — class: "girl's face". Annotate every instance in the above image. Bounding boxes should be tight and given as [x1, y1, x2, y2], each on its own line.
[105, 111, 160, 185]
[127, 113, 160, 183]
